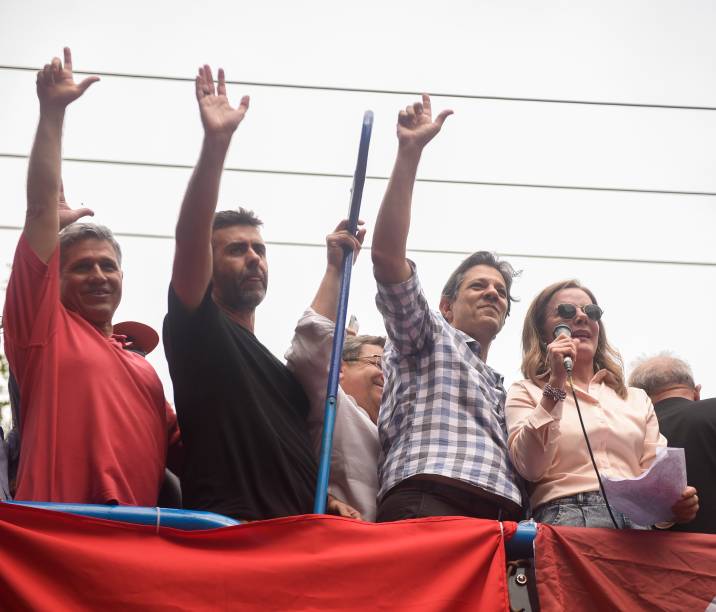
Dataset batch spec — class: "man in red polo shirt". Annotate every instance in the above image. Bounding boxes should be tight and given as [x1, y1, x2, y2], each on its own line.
[2, 47, 180, 506]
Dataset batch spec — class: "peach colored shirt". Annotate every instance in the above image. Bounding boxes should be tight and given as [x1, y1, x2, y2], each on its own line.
[505, 370, 666, 509]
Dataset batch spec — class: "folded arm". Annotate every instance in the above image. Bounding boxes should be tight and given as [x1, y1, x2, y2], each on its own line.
[505, 383, 563, 482]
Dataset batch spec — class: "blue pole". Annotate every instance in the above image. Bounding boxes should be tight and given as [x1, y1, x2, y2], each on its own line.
[6, 501, 240, 530]
[314, 111, 373, 514]
[505, 519, 538, 560]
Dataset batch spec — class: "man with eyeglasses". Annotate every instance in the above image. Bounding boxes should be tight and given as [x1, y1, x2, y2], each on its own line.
[370, 95, 524, 522]
[286, 220, 385, 521]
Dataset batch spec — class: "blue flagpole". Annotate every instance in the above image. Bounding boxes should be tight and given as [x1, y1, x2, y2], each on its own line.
[314, 111, 373, 514]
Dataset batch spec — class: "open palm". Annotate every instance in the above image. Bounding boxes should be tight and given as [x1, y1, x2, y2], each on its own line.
[196, 65, 250, 136]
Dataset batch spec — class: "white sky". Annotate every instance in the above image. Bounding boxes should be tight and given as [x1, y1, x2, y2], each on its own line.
[1, 0, 715, 405]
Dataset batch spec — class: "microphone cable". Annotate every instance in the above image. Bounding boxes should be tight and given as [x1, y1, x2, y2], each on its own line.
[567, 373, 620, 529]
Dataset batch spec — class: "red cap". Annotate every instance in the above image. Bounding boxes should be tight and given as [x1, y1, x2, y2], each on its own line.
[112, 321, 160, 355]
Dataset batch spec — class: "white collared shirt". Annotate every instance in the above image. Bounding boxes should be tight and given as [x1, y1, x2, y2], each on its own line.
[285, 308, 379, 521]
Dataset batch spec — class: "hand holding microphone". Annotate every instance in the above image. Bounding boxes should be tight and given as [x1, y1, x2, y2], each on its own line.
[554, 324, 574, 373]
[547, 324, 578, 384]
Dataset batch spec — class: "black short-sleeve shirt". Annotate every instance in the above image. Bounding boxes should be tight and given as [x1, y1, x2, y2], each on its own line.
[164, 286, 317, 520]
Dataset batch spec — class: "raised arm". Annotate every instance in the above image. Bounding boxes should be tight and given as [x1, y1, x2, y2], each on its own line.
[310, 219, 366, 320]
[171, 66, 250, 310]
[25, 47, 98, 262]
[286, 219, 365, 405]
[290, 221, 366, 522]
[371, 94, 452, 284]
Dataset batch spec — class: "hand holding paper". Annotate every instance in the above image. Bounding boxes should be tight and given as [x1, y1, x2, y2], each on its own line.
[601, 447, 696, 526]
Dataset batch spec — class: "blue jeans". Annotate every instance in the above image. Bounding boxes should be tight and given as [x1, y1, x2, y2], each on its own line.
[533, 491, 649, 530]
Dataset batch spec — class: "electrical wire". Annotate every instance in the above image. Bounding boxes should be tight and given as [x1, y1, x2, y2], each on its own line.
[0, 225, 714, 268]
[568, 375, 620, 529]
[2, 65, 716, 112]
[1, 65, 715, 266]
[1, 153, 715, 199]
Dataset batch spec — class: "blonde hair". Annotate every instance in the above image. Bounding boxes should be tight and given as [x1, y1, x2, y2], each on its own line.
[521, 280, 627, 398]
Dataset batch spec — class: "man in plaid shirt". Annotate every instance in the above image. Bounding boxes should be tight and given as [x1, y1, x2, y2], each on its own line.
[371, 95, 524, 522]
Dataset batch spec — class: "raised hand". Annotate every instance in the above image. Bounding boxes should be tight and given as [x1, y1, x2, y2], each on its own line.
[325, 219, 366, 271]
[58, 181, 94, 229]
[195, 65, 250, 139]
[36, 47, 99, 110]
[309, 219, 367, 320]
[396, 94, 453, 152]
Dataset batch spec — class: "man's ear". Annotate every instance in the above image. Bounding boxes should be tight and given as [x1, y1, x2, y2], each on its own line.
[694, 384, 702, 401]
[339, 361, 347, 384]
[439, 296, 453, 323]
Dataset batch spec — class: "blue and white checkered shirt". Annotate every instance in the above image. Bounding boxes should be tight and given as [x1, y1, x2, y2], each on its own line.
[376, 260, 523, 508]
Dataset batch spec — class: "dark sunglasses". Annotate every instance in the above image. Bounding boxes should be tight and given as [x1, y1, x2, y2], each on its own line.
[556, 303, 603, 322]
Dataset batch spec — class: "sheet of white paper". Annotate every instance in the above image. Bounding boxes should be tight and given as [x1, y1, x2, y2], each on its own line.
[602, 447, 687, 526]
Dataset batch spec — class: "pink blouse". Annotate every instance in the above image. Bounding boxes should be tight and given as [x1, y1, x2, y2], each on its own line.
[505, 370, 666, 509]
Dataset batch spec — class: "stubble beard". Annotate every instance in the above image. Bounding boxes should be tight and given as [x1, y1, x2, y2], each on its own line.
[216, 273, 267, 312]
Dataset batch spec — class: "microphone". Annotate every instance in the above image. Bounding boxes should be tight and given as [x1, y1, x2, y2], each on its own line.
[553, 324, 573, 374]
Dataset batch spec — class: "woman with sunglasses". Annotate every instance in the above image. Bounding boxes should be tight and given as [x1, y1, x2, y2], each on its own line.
[505, 280, 698, 528]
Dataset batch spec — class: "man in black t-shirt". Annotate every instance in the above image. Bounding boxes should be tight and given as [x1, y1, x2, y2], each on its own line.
[163, 64, 316, 520]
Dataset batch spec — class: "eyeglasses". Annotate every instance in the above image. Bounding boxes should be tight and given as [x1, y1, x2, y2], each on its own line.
[556, 303, 603, 322]
[346, 354, 382, 369]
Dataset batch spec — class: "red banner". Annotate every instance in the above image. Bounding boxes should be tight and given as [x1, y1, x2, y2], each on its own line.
[0, 504, 515, 611]
[536, 523, 716, 611]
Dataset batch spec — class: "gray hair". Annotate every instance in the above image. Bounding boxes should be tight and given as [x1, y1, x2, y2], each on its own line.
[59, 223, 122, 265]
[628, 352, 695, 396]
[342, 335, 385, 362]
[441, 251, 519, 315]
[213, 208, 263, 231]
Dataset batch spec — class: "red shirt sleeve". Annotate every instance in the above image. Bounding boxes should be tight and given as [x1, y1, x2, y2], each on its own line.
[3, 234, 61, 378]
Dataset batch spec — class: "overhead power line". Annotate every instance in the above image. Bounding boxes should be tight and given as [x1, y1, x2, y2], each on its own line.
[1, 153, 714, 198]
[0, 225, 714, 267]
[1, 65, 716, 112]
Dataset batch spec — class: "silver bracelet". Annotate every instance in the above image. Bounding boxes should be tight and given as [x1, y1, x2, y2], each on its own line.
[543, 383, 566, 402]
